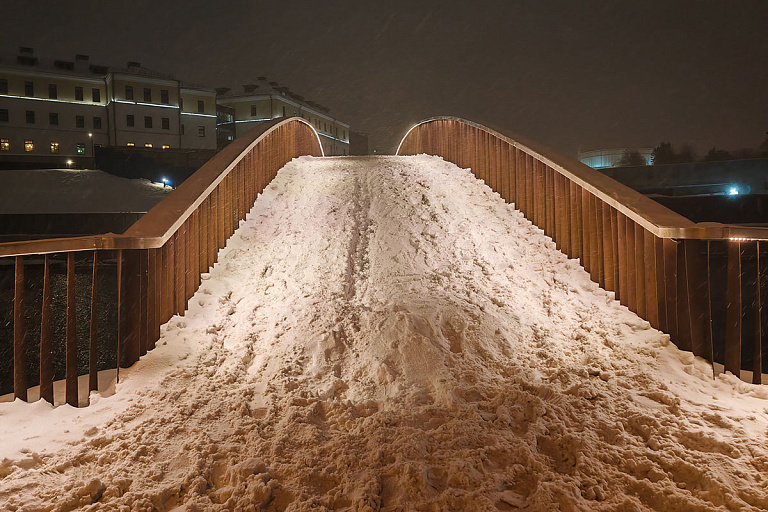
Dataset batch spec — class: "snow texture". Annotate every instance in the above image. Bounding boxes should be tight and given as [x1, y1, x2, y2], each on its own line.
[0, 169, 171, 214]
[1, 155, 768, 511]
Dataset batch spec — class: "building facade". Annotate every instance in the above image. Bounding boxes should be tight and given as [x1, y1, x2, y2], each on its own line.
[217, 81, 350, 156]
[1, 49, 350, 168]
[578, 147, 654, 169]
[0, 49, 216, 168]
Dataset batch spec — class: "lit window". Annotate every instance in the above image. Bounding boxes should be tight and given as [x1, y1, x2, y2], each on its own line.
[48, 84, 57, 99]
[93, 117, 102, 130]
[126, 114, 134, 127]
[125, 85, 133, 101]
[126, 142, 135, 147]
[144, 88, 151, 102]
[145, 143, 153, 148]
[162, 117, 169, 130]
[197, 100, 204, 113]
[24, 140, 34, 152]
[161, 90, 169, 104]
[49, 112, 58, 125]
[25, 81, 33, 96]
[198, 126, 205, 137]
[50, 141, 59, 154]
[76, 143, 85, 155]
[75, 86, 83, 101]
[0, 109, 7, 122]
[26, 111, 35, 124]
[92, 88, 100, 102]
[162, 145, 170, 149]
[144, 116, 152, 129]
[76, 115, 84, 128]
[0, 139, 9, 151]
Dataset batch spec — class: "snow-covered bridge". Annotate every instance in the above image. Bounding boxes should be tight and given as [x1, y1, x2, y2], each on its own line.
[1, 118, 768, 510]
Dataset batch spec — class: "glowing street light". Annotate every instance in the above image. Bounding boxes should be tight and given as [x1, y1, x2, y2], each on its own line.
[66, 160, 73, 168]
[728, 187, 739, 196]
[88, 132, 95, 169]
[162, 177, 170, 188]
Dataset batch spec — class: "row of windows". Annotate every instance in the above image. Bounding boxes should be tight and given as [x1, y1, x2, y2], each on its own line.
[0, 78, 102, 103]
[123, 86, 206, 113]
[244, 102, 347, 140]
[125, 85, 170, 105]
[126, 115, 170, 130]
[0, 109, 102, 129]
[0, 107, 210, 138]
[0, 138, 87, 154]
[311, 117, 346, 139]
[125, 142, 171, 149]
[1, 78, 208, 114]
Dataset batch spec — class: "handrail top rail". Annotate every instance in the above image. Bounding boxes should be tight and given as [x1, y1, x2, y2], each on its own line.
[398, 116, 768, 241]
[0, 117, 324, 258]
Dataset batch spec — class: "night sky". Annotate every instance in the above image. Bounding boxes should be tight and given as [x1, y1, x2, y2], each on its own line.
[2, 0, 766, 156]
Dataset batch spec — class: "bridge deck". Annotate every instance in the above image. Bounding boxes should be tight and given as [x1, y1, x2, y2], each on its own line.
[1, 155, 767, 510]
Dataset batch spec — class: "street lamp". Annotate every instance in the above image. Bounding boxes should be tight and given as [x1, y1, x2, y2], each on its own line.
[88, 132, 94, 169]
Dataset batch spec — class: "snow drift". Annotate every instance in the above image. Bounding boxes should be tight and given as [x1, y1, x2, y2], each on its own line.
[1, 155, 768, 511]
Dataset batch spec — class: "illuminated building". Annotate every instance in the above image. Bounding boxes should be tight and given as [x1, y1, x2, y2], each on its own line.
[216, 79, 350, 156]
[0, 48, 216, 168]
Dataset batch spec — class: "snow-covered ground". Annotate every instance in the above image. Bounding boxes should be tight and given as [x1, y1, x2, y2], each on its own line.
[1, 155, 768, 511]
[0, 169, 170, 214]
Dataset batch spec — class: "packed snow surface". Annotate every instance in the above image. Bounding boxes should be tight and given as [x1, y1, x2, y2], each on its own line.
[0, 169, 170, 214]
[2, 155, 768, 511]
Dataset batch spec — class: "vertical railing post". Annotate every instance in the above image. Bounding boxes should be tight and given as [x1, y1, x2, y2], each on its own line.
[40, 254, 53, 404]
[676, 240, 693, 352]
[119, 249, 142, 368]
[13, 255, 26, 402]
[750, 242, 762, 383]
[617, 213, 629, 307]
[685, 239, 713, 362]
[663, 239, 679, 343]
[89, 250, 99, 393]
[66, 252, 78, 407]
[644, 230, 659, 329]
[725, 240, 742, 376]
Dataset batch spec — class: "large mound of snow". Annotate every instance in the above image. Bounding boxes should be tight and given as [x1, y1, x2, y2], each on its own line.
[1, 155, 768, 511]
[0, 169, 171, 214]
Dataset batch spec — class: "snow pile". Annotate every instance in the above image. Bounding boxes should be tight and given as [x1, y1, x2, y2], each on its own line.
[0, 169, 171, 214]
[1, 155, 768, 511]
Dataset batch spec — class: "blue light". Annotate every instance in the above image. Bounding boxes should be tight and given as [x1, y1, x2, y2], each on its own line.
[728, 187, 739, 196]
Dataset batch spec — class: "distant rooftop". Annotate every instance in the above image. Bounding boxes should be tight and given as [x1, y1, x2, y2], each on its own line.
[0, 47, 213, 92]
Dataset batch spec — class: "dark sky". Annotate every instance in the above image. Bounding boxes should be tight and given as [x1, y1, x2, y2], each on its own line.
[2, 0, 766, 156]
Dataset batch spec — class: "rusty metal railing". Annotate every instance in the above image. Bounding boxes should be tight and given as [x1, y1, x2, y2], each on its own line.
[0, 117, 323, 405]
[398, 117, 767, 383]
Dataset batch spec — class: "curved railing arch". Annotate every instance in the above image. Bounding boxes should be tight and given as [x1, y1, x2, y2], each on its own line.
[398, 116, 767, 383]
[1, 117, 323, 405]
